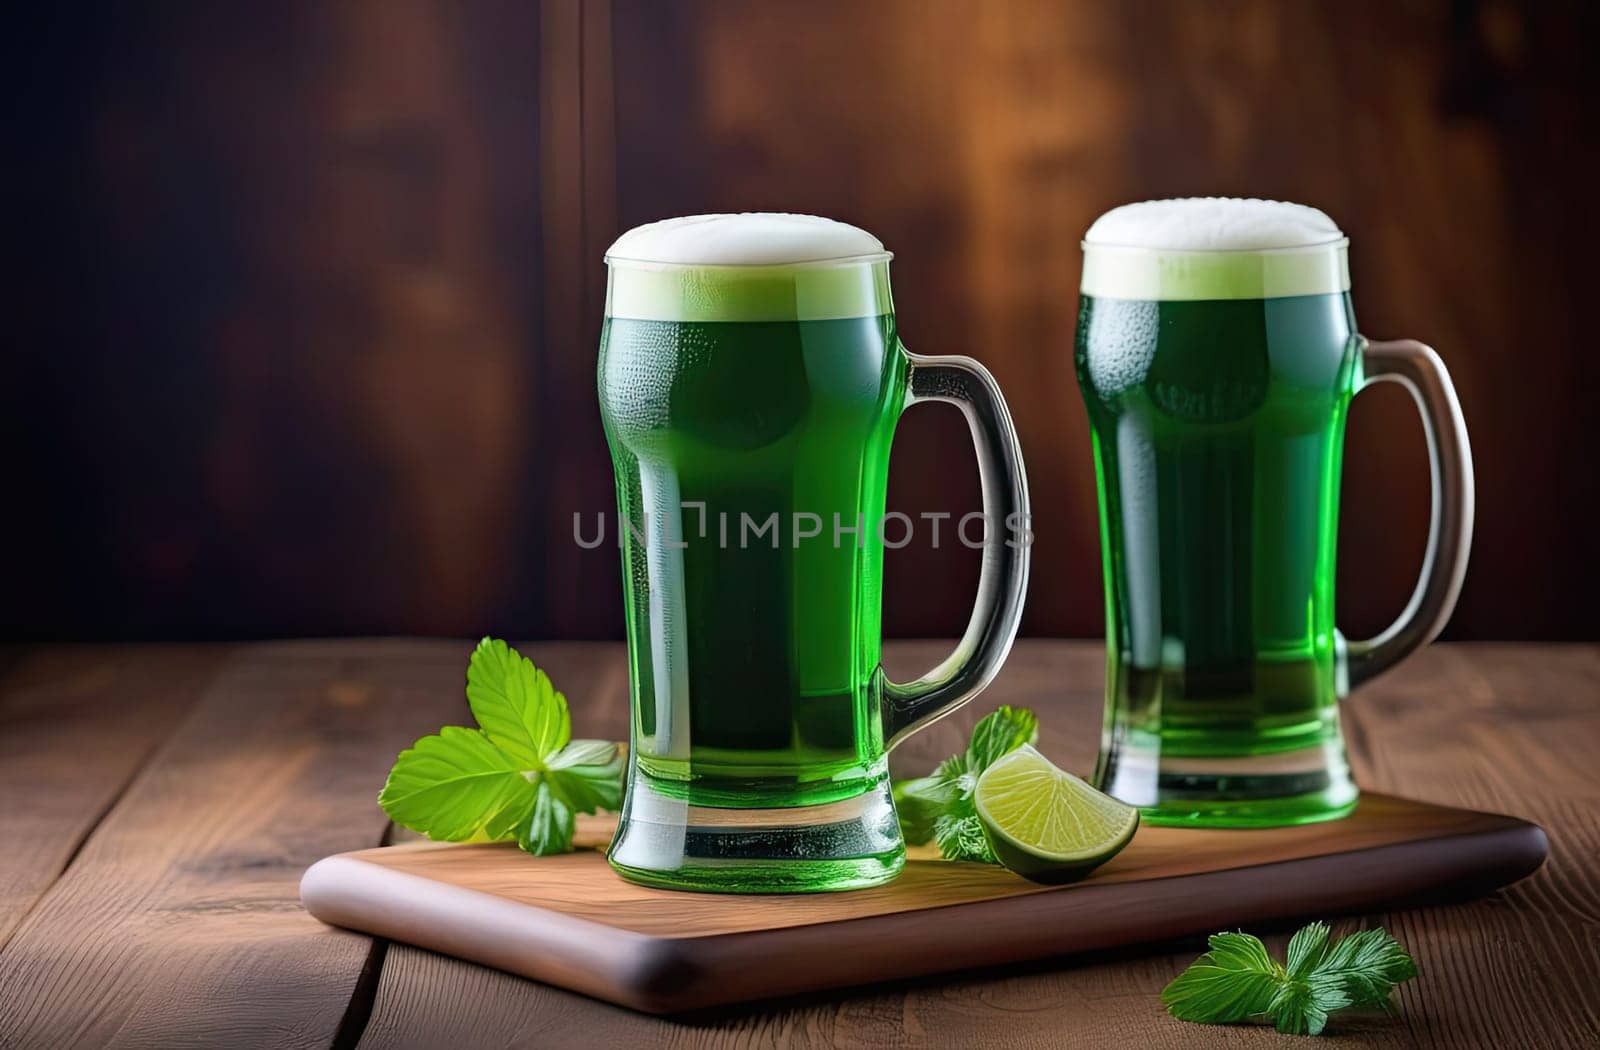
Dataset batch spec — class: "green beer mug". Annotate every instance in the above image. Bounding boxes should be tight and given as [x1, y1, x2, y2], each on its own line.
[1076, 198, 1474, 828]
[598, 214, 1030, 891]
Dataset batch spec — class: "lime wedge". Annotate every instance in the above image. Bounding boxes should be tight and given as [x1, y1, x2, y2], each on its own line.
[974, 744, 1139, 883]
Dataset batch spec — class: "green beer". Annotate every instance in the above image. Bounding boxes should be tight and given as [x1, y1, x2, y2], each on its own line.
[600, 312, 904, 806]
[600, 214, 1029, 891]
[1077, 198, 1474, 827]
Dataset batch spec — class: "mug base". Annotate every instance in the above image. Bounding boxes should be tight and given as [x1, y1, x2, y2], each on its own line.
[1102, 739, 1360, 828]
[607, 774, 905, 893]
[1135, 789, 1359, 828]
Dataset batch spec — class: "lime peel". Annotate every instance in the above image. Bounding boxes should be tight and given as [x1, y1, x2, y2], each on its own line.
[974, 744, 1139, 883]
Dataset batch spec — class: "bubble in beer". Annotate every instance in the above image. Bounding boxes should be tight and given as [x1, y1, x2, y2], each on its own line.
[1084, 299, 1159, 398]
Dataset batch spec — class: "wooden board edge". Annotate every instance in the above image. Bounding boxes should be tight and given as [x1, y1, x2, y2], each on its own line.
[656, 817, 1549, 1013]
[299, 810, 1548, 1015]
[300, 855, 673, 1008]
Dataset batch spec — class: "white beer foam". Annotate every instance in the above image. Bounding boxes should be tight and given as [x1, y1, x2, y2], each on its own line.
[1085, 198, 1343, 251]
[607, 213, 888, 267]
[1082, 198, 1350, 301]
[604, 213, 894, 321]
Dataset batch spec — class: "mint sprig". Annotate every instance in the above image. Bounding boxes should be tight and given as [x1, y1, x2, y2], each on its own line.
[379, 638, 624, 855]
[1162, 922, 1418, 1035]
[891, 705, 1038, 862]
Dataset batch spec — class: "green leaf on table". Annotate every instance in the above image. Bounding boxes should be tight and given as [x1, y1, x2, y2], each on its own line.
[1163, 923, 1417, 1036]
[518, 780, 576, 855]
[890, 705, 1039, 862]
[1161, 932, 1283, 1025]
[547, 741, 625, 814]
[548, 738, 618, 770]
[965, 705, 1039, 770]
[379, 638, 627, 856]
[1269, 974, 1348, 1036]
[377, 726, 535, 842]
[1285, 920, 1331, 978]
[465, 637, 571, 767]
[1307, 926, 1418, 1008]
[933, 810, 995, 863]
[893, 775, 957, 845]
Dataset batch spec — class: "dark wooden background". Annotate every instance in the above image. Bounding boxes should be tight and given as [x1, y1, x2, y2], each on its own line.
[6, 0, 1597, 643]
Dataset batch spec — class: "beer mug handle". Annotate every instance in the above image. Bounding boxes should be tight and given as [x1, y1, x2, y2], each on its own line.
[880, 350, 1032, 750]
[1337, 338, 1475, 695]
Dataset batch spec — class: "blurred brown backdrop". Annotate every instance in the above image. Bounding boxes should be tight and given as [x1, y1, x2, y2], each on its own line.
[5, 0, 1597, 642]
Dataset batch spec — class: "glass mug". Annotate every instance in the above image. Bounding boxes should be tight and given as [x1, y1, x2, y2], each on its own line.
[1076, 198, 1474, 827]
[597, 214, 1030, 892]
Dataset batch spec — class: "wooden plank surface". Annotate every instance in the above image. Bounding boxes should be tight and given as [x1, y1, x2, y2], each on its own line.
[0, 640, 478, 1050]
[0, 646, 231, 948]
[0, 641, 1595, 1048]
[354, 642, 1600, 1048]
[1337, 644, 1600, 1048]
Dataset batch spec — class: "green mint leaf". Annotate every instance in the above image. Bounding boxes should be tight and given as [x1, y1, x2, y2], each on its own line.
[924, 762, 979, 860]
[517, 779, 575, 854]
[380, 638, 630, 857]
[1161, 932, 1282, 1024]
[466, 637, 571, 768]
[378, 726, 536, 842]
[965, 705, 1039, 771]
[1266, 981, 1310, 1034]
[545, 742, 625, 814]
[893, 776, 956, 845]
[548, 739, 618, 769]
[890, 706, 1039, 863]
[931, 752, 969, 784]
[1165, 924, 1417, 1036]
[1307, 927, 1418, 1008]
[1285, 921, 1331, 978]
[1269, 974, 1348, 1036]
[933, 811, 995, 863]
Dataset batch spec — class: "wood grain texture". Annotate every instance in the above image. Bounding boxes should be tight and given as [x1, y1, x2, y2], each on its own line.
[9, 1, 1599, 643]
[304, 795, 1544, 1012]
[1, 641, 1593, 1047]
[0, 646, 231, 948]
[1338, 644, 1600, 1048]
[0, 640, 478, 1050]
[607, 0, 1600, 646]
[535, 0, 620, 639]
[355, 641, 1599, 1048]
[311, 799, 1534, 938]
[6, 0, 546, 640]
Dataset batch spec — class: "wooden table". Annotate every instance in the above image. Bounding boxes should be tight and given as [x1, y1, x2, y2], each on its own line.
[1, 641, 1595, 1048]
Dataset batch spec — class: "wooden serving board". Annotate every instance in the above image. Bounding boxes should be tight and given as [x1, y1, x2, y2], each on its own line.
[301, 794, 1545, 1014]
